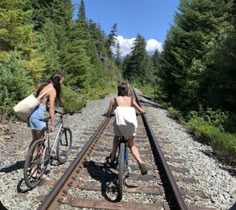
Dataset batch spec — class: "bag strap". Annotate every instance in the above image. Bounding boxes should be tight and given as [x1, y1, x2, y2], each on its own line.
[37, 87, 53, 100]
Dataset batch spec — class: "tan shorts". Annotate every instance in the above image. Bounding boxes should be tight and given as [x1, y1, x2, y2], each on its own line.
[113, 121, 136, 138]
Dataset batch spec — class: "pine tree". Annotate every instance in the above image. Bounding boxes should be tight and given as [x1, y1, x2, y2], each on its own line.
[106, 24, 118, 58]
[78, 0, 86, 21]
[0, 0, 33, 60]
[158, 0, 234, 111]
[124, 34, 149, 85]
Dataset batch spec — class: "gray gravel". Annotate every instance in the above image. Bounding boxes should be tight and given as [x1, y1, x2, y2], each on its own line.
[141, 94, 236, 210]
[0, 91, 235, 210]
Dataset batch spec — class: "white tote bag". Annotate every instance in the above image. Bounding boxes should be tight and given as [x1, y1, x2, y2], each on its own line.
[13, 88, 52, 122]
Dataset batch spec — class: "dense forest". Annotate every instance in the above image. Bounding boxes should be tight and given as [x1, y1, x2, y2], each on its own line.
[0, 0, 235, 158]
[0, 0, 122, 112]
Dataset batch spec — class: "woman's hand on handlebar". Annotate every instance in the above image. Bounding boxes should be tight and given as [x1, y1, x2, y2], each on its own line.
[50, 125, 55, 132]
[137, 111, 146, 115]
[102, 112, 114, 117]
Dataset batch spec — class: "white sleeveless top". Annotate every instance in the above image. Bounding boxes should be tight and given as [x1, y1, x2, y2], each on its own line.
[113, 106, 138, 139]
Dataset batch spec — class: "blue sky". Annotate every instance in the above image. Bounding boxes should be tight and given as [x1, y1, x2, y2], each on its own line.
[72, 0, 180, 56]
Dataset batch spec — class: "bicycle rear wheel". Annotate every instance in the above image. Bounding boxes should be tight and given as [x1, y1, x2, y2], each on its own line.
[117, 142, 125, 201]
[24, 138, 49, 189]
[56, 127, 72, 164]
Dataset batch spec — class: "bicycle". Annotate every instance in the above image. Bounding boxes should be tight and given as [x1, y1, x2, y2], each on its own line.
[116, 135, 130, 201]
[24, 110, 73, 189]
[105, 112, 144, 201]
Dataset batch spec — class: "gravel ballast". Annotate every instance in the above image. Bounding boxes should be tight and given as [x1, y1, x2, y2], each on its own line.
[0, 91, 235, 210]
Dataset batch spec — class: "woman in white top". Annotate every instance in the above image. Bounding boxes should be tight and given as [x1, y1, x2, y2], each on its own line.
[105, 83, 147, 175]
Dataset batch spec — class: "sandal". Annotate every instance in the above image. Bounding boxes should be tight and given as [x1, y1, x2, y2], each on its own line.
[139, 162, 148, 175]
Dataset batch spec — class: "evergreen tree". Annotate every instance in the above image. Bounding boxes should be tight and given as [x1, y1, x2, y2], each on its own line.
[106, 24, 118, 58]
[30, 0, 73, 31]
[78, 0, 86, 21]
[0, 0, 33, 60]
[115, 42, 122, 67]
[124, 34, 149, 85]
[158, 0, 234, 111]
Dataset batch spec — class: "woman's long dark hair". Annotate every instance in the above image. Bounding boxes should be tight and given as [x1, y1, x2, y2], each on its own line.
[117, 83, 128, 96]
[36, 73, 63, 103]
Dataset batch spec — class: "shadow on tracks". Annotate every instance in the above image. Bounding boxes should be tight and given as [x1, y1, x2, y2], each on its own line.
[229, 202, 236, 210]
[0, 160, 24, 173]
[0, 201, 8, 210]
[0, 160, 34, 193]
[200, 150, 236, 177]
[83, 160, 121, 202]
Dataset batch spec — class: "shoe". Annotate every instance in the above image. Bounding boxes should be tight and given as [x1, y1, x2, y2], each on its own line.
[139, 162, 148, 175]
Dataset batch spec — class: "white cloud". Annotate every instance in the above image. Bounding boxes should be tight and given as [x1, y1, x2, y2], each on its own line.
[115, 35, 135, 57]
[146, 39, 162, 54]
[114, 35, 162, 57]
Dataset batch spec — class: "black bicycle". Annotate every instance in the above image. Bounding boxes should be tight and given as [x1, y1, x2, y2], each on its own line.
[24, 110, 74, 189]
[116, 135, 130, 201]
[105, 112, 143, 201]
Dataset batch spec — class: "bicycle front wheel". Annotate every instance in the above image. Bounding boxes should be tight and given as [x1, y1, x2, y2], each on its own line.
[24, 138, 49, 189]
[117, 142, 125, 201]
[56, 127, 72, 164]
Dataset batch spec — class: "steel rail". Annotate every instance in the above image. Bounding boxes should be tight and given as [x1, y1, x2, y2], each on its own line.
[37, 117, 111, 210]
[132, 88, 188, 210]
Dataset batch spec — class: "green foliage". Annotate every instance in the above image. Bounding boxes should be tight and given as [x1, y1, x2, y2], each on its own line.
[31, 0, 73, 31]
[0, 52, 34, 109]
[123, 34, 152, 85]
[187, 108, 228, 132]
[61, 85, 86, 112]
[133, 82, 156, 98]
[106, 23, 118, 58]
[78, 0, 86, 21]
[158, 0, 235, 112]
[187, 116, 236, 160]
[37, 20, 61, 75]
[0, 0, 33, 60]
[167, 107, 184, 122]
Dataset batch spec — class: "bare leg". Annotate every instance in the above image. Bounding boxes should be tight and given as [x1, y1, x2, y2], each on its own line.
[128, 136, 147, 175]
[29, 130, 45, 148]
[127, 136, 143, 164]
[110, 136, 119, 162]
[29, 129, 47, 178]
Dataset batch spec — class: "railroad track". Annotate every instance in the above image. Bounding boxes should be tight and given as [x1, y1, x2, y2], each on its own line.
[35, 90, 216, 210]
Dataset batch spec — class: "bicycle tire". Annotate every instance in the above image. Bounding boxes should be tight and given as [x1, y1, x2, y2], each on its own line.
[56, 127, 72, 164]
[117, 142, 125, 200]
[24, 138, 49, 189]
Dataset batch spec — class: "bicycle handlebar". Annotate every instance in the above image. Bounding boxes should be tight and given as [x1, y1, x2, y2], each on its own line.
[102, 112, 146, 117]
[55, 109, 82, 116]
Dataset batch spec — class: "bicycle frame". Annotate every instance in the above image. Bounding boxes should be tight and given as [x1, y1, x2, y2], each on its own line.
[118, 137, 129, 169]
[44, 113, 64, 157]
[115, 136, 130, 201]
[24, 110, 73, 189]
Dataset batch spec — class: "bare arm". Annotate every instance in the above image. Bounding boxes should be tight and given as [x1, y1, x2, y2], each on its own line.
[104, 98, 115, 116]
[133, 99, 144, 113]
[48, 88, 56, 131]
